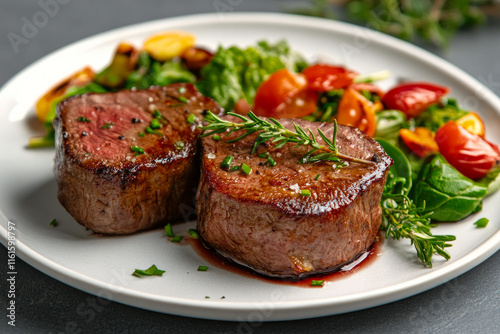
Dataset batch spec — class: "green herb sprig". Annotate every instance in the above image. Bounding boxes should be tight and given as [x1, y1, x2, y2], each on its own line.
[200, 111, 373, 166]
[380, 172, 456, 268]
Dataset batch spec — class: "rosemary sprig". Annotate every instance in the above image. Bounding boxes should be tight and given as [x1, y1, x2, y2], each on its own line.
[200, 111, 373, 165]
[380, 173, 456, 268]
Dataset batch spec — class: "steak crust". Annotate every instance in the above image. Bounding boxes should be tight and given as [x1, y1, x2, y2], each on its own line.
[54, 83, 222, 234]
[196, 117, 392, 278]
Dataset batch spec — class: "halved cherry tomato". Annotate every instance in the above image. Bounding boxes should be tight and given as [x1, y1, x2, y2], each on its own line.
[456, 112, 485, 138]
[336, 87, 377, 137]
[382, 82, 450, 119]
[302, 64, 357, 92]
[253, 69, 318, 118]
[399, 127, 439, 158]
[435, 121, 500, 180]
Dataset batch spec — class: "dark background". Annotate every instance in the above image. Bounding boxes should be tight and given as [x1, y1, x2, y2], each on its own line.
[1, 0, 499, 333]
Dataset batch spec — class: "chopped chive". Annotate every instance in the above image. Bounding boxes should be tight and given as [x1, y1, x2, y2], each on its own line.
[151, 118, 161, 129]
[310, 280, 324, 286]
[212, 135, 220, 141]
[101, 122, 114, 129]
[300, 189, 311, 196]
[197, 266, 208, 271]
[229, 166, 240, 172]
[132, 264, 165, 278]
[146, 126, 161, 136]
[50, 219, 58, 227]
[153, 109, 162, 118]
[474, 218, 489, 228]
[221, 155, 234, 170]
[189, 229, 199, 239]
[131, 146, 145, 155]
[241, 163, 252, 175]
[164, 223, 174, 237]
[77, 117, 91, 122]
[186, 114, 196, 124]
[85, 152, 92, 156]
[205, 296, 210, 299]
[139, 132, 145, 137]
[171, 235, 183, 243]
[266, 156, 277, 167]
[174, 141, 185, 150]
[178, 96, 188, 103]
[178, 87, 187, 94]
[315, 174, 321, 180]
[258, 152, 270, 158]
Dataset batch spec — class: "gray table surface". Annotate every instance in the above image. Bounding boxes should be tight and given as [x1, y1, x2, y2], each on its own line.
[1, 0, 499, 333]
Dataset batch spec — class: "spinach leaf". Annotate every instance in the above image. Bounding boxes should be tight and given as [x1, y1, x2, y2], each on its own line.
[197, 40, 307, 111]
[412, 154, 487, 221]
[476, 166, 500, 196]
[415, 99, 468, 132]
[376, 138, 412, 195]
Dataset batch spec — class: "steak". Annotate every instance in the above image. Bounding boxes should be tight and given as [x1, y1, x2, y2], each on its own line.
[54, 83, 223, 234]
[196, 116, 392, 278]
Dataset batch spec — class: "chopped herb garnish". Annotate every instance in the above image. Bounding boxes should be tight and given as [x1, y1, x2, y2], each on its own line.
[310, 280, 324, 287]
[132, 264, 165, 278]
[101, 122, 114, 129]
[178, 96, 189, 103]
[139, 133, 145, 137]
[197, 266, 208, 271]
[474, 218, 489, 228]
[146, 126, 161, 136]
[229, 166, 240, 172]
[178, 87, 187, 94]
[171, 235, 183, 243]
[258, 152, 270, 158]
[131, 146, 145, 155]
[315, 174, 321, 180]
[174, 141, 185, 150]
[266, 156, 277, 167]
[164, 223, 174, 237]
[50, 219, 58, 227]
[205, 296, 210, 299]
[77, 117, 91, 122]
[151, 118, 162, 129]
[301, 189, 311, 196]
[241, 163, 252, 175]
[189, 229, 199, 239]
[212, 135, 220, 141]
[186, 114, 196, 124]
[153, 109, 162, 118]
[221, 155, 234, 170]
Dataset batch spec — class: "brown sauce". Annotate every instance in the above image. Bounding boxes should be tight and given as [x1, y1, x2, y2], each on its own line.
[187, 233, 383, 288]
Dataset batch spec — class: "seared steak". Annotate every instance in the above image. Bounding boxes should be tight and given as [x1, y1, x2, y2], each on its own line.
[54, 83, 222, 234]
[196, 117, 392, 278]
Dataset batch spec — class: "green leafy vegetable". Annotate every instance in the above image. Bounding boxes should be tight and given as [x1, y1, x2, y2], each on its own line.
[189, 229, 199, 239]
[474, 217, 489, 228]
[476, 166, 500, 196]
[377, 138, 412, 195]
[197, 40, 307, 111]
[303, 89, 344, 123]
[132, 264, 165, 277]
[413, 154, 488, 221]
[375, 110, 409, 144]
[415, 99, 468, 132]
[164, 223, 174, 237]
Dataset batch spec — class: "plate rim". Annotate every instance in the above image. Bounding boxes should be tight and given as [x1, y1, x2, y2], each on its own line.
[1, 12, 499, 321]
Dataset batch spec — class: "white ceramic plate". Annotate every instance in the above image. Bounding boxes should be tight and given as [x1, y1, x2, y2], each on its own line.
[1, 13, 499, 321]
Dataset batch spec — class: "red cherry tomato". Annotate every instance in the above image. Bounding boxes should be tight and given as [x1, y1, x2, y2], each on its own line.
[382, 82, 450, 119]
[302, 64, 357, 92]
[253, 68, 318, 118]
[435, 121, 500, 180]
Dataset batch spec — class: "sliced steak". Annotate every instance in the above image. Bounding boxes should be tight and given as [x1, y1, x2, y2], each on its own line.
[54, 83, 222, 234]
[196, 116, 392, 278]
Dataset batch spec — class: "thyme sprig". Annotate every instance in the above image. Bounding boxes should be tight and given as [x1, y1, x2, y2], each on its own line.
[380, 173, 456, 268]
[200, 111, 373, 165]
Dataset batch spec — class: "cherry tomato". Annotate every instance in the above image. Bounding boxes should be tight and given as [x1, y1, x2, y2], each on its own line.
[253, 69, 318, 118]
[435, 121, 500, 180]
[302, 64, 357, 92]
[349, 83, 385, 98]
[336, 87, 377, 137]
[234, 98, 253, 115]
[456, 112, 485, 138]
[399, 127, 438, 158]
[382, 82, 450, 119]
